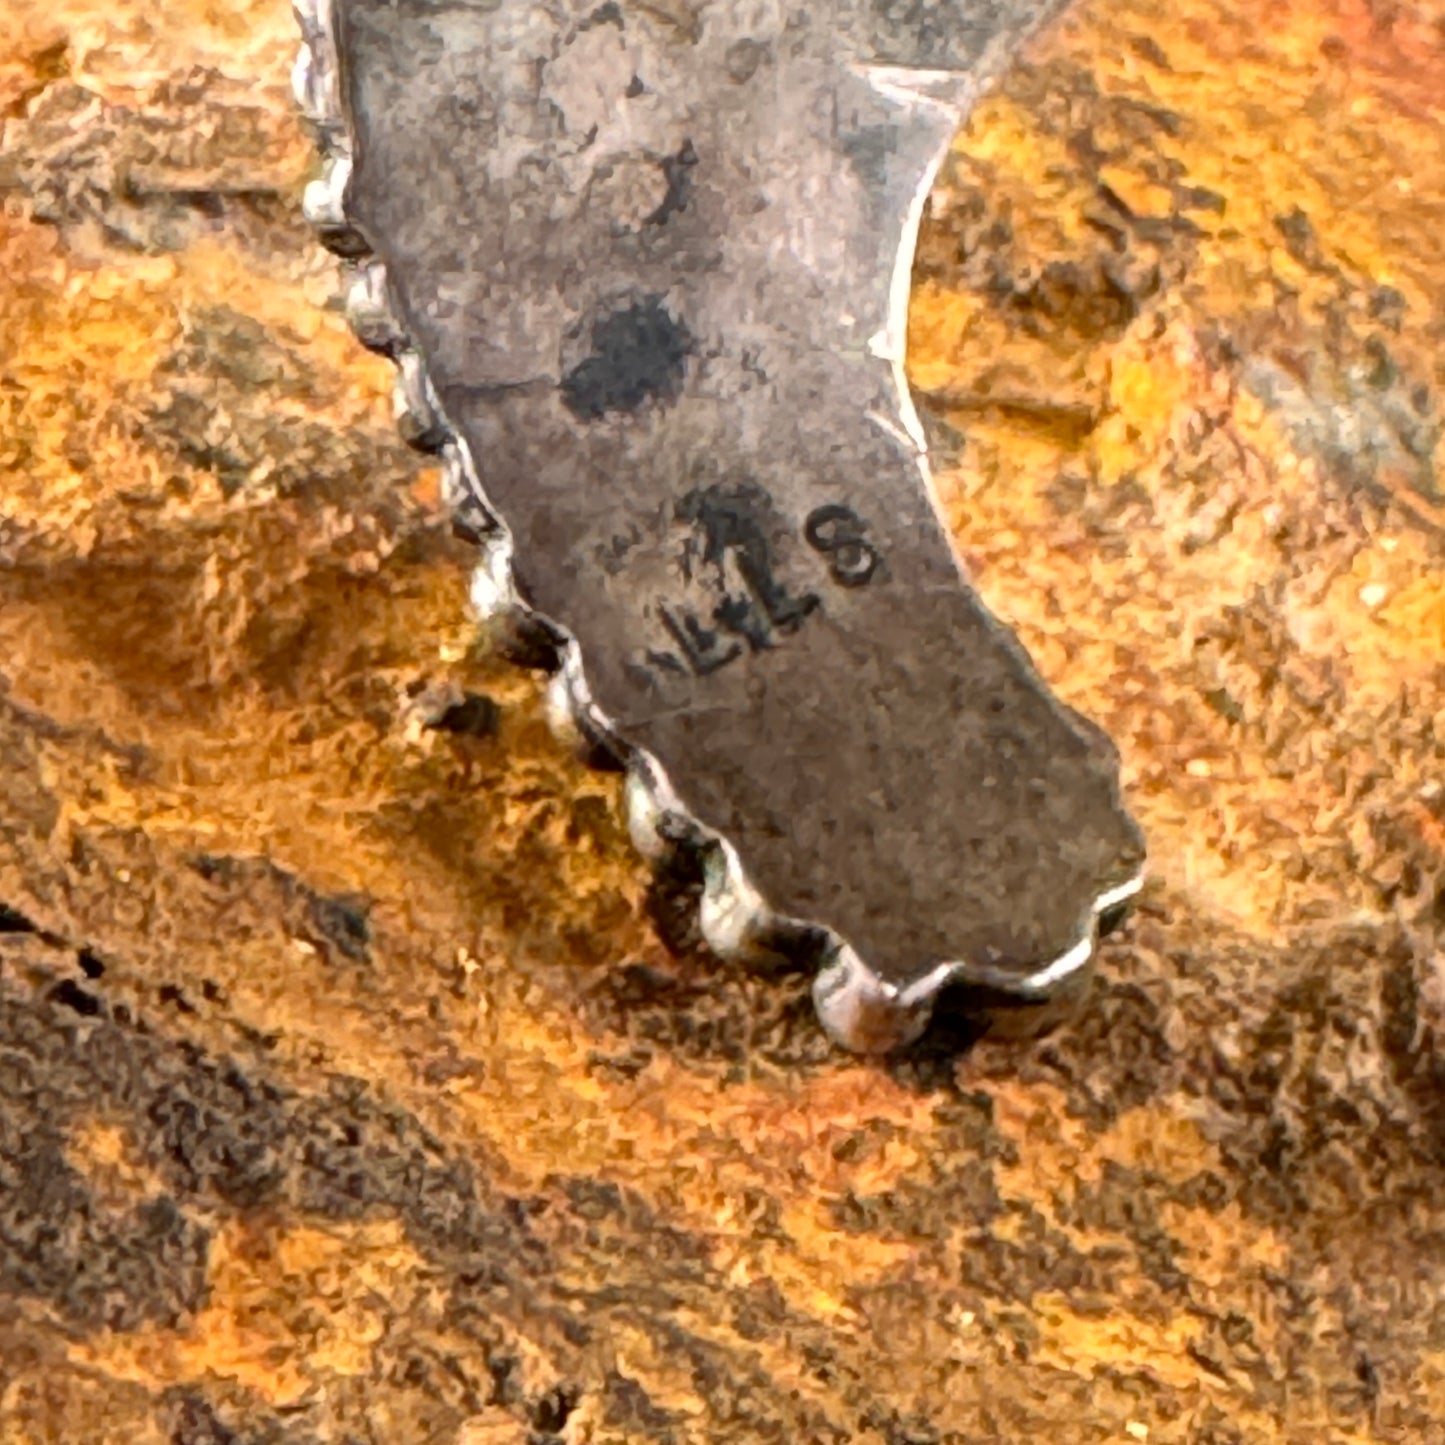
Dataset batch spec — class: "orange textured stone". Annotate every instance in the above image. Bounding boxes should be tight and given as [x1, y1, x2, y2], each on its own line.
[1, 1, 1443, 1443]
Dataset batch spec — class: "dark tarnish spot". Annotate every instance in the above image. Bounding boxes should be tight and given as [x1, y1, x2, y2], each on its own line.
[829, 1154, 998, 1238]
[560, 298, 693, 420]
[552, 1175, 713, 1271]
[580, 0, 624, 29]
[869, 0, 984, 62]
[4, 1179, 211, 1333]
[724, 38, 766, 83]
[647, 139, 698, 226]
[840, 124, 895, 195]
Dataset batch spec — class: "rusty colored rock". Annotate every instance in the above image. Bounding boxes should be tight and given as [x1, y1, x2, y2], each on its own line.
[1, 0, 1444, 1442]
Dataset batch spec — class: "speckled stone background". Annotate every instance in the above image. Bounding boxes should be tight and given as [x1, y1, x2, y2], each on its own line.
[1, 1, 1443, 1442]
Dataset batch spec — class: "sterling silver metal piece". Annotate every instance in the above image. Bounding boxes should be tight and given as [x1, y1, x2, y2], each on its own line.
[292, 0, 1147, 1053]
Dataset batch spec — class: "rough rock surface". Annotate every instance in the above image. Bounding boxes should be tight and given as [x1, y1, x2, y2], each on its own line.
[1, 1, 1443, 1442]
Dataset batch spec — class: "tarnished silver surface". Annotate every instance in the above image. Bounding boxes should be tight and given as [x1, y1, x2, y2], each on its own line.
[293, 0, 1146, 1053]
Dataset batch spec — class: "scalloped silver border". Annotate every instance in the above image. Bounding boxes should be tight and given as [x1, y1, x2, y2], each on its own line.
[290, 0, 1143, 1054]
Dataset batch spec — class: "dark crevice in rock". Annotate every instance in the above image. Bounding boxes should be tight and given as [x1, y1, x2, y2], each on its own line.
[46, 977, 104, 1018]
[0, 902, 40, 934]
[188, 853, 372, 966]
[427, 690, 502, 739]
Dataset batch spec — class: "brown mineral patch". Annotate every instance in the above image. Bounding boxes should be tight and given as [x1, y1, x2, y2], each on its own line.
[1155, 1197, 1289, 1294]
[454, 1412, 531, 1445]
[0, 1360, 171, 1445]
[6, 0, 307, 123]
[1029, 1295, 1206, 1393]
[73, 1216, 433, 1409]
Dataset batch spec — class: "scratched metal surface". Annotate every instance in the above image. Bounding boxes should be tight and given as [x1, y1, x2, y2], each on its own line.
[336, 0, 1144, 1009]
